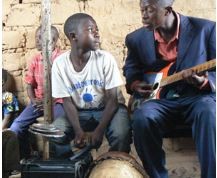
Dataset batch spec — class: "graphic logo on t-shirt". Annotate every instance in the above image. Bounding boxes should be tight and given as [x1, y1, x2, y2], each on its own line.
[82, 88, 98, 108]
[83, 93, 93, 102]
[66, 80, 105, 108]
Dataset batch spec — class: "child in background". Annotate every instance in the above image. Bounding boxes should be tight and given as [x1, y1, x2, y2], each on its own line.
[10, 25, 66, 158]
[2, 69, 19, 130]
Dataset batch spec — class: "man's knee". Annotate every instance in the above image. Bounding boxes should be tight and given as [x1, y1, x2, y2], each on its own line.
[193, 101, 215, 127]
[196, 110, 215, 130]
[132, 107, 156, 131]
[194, 95, 215, 116]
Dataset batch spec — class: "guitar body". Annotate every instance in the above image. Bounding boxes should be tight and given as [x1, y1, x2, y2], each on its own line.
[128, 59, 216, 113]
[128, 73, 162, 112]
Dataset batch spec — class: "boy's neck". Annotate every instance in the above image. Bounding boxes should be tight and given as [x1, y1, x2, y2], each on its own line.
[70, 49, 91, 72]
[70, 48, 91, 61]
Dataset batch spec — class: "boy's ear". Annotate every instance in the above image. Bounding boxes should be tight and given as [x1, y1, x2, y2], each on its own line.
[69, 32, 77, 41]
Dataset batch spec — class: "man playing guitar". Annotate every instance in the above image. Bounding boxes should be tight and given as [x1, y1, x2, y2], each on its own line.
[123, 0, 216, 178]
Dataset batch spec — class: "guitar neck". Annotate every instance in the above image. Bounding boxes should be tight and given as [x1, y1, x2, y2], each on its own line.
[160, 59, 216, 87]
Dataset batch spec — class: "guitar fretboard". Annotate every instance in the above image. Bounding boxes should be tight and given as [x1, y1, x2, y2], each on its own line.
[160, 59, 216, 87]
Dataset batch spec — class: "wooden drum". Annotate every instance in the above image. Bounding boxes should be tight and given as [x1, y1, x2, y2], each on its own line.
[86, 151, 148, 178]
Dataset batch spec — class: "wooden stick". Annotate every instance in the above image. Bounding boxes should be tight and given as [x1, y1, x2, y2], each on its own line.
[41, 0, 53, 160]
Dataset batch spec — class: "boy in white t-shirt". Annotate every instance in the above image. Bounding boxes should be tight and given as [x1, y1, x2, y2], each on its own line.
[51, 13, 131, 152]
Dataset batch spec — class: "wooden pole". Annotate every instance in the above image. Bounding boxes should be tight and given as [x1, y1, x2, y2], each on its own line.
[41, 0, 52, 160]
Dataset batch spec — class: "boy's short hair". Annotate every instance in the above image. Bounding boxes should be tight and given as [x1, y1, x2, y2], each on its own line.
[64, 13, 93, 39]
[36, 25, 59, 39]
[2, 69, 8, 83]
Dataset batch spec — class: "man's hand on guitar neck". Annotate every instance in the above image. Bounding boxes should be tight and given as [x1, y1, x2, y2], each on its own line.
[131, 81, 154, 98]
[182, 69, 208, 89]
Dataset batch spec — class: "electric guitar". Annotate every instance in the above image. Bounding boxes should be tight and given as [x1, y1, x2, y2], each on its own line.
[129, 59, 216, 112]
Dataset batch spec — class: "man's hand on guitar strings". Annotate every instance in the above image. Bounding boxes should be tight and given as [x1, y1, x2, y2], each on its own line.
[133, 82, 154, 98]
[182, 69, 208, 87]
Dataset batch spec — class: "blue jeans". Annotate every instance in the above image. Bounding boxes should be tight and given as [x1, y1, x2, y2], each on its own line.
[10, 103, 65, 158]
[52, 104, 131, 153]
[132, 94, 216, 178]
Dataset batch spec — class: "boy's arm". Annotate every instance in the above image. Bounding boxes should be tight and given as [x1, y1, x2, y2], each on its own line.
[27, 83, 36, 102]
[25, 55, 43, 110]
[63, 97, 85, 147]
[91, 87, 119, 148]
[27, 84, 43, 111]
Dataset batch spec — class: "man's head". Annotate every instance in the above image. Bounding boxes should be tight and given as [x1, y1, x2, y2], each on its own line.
[139, 0, 174, 30]
[140, 0, 174, 6]
[64, 13, 100, 52]
[35, 25, 59, 51]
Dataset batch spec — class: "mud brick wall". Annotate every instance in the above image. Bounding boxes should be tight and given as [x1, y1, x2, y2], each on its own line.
[2, 0, 216, 107]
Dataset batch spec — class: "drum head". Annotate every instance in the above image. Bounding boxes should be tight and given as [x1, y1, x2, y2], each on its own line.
[86, 151, 148, 178]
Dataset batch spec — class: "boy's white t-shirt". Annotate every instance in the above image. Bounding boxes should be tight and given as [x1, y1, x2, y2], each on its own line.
[52, 50, 125, 109]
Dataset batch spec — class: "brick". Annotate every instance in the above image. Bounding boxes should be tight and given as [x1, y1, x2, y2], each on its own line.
[26, 28, 37, 49]
[22, 0, 41, 3]
[16, 48, 25, 53]
[13, 75, 24, 92]
[20, 57, 27, 69]
[6, 4, 40, 26]
[2, 30, 25, 49]
[3, 53, 24, 71]
[174, 0, 215, 12]
[51, 0, 80, 24]
[2, 0, 13, 22]
[190, 10, 216, 21]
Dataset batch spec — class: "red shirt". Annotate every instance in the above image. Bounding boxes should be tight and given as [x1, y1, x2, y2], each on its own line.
[25, 48, 63, 103]
[154, 12, 180, 62]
